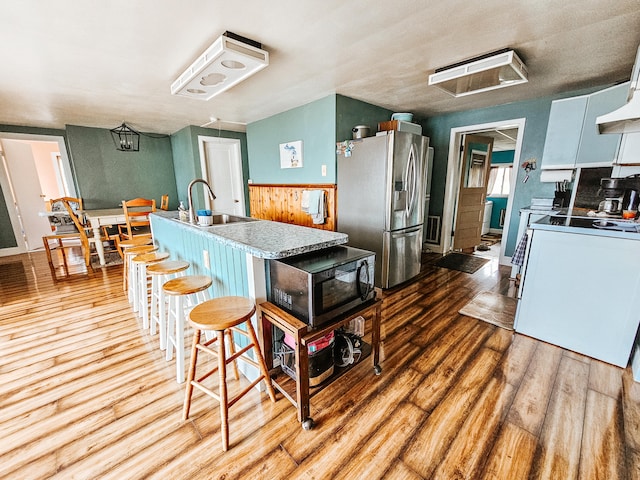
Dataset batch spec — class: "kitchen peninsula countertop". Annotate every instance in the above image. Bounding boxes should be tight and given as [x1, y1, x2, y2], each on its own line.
[530, 210, 640, 240]
[151, 210, 348, 259]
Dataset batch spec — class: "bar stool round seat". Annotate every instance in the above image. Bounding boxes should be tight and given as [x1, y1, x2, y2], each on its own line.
[147, 260, 190, 350]
[182, 296, 277, 451]
[123, 244, 158, 299]
[163, 275, 213, 383]
[132, 251, 170, 328]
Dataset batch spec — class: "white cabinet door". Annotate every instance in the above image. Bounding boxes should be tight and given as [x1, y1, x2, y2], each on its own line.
[515, 229, 640, 367]
[540, 96, 587, 170]
[541, 82, 629, 169]
[576, 82, 627, 167]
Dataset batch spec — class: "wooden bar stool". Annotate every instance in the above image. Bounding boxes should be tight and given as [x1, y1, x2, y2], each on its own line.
[163, 275, 213, 383]
[183, 296, 277, 451]
[147, 259, 190, 350]
[132, 251, 170, 328]
[124, 244, 158, 304]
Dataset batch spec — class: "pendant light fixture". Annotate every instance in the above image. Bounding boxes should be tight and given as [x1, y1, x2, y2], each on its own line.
[110, 122, 140, 152]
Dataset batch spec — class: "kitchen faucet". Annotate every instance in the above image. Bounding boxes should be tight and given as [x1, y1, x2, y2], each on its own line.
[187, 178, 216, 224]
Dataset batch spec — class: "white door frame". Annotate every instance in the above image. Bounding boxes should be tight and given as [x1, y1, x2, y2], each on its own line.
[0, 133, 75, 256]
[442, 118, 526, 266]
[197, 136, 245, 215]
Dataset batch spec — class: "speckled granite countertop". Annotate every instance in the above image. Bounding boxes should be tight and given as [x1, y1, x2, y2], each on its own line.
[151, 211, 348, 259]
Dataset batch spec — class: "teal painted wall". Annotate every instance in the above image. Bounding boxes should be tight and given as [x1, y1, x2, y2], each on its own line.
[487, 150, 514, 230]
[171, 126, 250, 214]
[247, 94, 394, 185]
[421, 84, 606, 256]
[66, 125, 177, 210]
[0, 184, 15, 248]
[247, 95, 336, 183]
[335, 94, 395, 144]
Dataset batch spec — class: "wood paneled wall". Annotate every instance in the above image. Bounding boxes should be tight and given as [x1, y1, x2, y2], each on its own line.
[249, 184, 337, 231]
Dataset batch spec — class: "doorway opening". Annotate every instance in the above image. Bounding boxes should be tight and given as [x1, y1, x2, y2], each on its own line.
[198, 136, 245, 216]
[441, 118, 525, 266]
[0, 133, 76, 256]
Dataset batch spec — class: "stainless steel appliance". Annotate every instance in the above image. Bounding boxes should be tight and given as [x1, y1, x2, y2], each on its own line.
[337, 130, 429, 288]
[266, 245, 375, 328]
[598, 177, 625, 215]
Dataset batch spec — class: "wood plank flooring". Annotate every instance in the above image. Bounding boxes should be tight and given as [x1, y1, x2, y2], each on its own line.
[1, 247, 639, 479]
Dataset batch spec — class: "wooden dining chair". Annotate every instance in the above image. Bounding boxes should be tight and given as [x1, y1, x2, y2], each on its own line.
[160, 194, 169, 211]
[120, 197, 156, 241]
[62, 199, 100, 269]
[42, 197, 85, 278]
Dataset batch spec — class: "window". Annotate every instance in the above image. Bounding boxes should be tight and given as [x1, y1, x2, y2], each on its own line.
[487, 164, 512, 197]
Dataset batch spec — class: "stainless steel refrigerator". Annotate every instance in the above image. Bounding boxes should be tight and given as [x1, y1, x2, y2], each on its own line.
[337, 130, 429, 288]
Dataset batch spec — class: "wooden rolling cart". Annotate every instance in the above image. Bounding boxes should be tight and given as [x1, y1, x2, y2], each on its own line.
[259, 299, 382, 430]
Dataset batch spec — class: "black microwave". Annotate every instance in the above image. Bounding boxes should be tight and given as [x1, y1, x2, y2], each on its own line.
[267, 245, 376, 328]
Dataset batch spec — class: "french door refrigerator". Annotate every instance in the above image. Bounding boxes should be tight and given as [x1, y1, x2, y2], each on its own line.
[337, 130, 429, 288]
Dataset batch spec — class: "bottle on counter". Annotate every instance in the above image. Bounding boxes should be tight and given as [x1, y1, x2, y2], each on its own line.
[178, 201, 188, 222]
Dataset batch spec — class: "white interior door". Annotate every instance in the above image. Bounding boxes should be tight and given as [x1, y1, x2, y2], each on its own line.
[198, 136, 244, 216]
[2, 140, 53, 251]
[0, 134, 75, 255]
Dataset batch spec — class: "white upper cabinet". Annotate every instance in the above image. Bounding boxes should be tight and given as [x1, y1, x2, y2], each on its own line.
[540, 95, 588, 169]
[614, 131, 640, 165]
[541, 82, 629, 169]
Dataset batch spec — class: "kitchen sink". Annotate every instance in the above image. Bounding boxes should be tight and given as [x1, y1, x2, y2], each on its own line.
[209, 214, 257, 225]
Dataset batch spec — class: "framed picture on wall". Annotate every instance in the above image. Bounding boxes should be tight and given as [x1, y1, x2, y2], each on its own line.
[279, 140, 303, 168]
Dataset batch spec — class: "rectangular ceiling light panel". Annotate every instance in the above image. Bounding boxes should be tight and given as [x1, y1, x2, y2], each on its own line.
[428, 49, 528, 97]
[171, 33, 269, 100]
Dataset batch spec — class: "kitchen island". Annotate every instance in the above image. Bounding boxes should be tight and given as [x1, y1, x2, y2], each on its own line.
[515, 212, 640, 368]
[149, 210, 348, 380]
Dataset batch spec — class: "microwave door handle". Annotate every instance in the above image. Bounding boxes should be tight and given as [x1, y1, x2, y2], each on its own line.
[356, 260, 372, 300]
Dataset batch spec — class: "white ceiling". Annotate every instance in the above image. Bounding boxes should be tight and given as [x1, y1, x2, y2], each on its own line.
[1, 0, 639, 135]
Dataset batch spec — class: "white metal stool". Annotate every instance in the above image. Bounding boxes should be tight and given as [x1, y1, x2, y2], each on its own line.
[163, 275, 213, 383]
[147, 259, 190, 350]
[132, 251, 170, 329]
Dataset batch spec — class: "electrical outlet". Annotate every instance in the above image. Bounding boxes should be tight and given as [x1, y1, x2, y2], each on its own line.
[203, 249, 210, 269]
[322, 164, 327, 176]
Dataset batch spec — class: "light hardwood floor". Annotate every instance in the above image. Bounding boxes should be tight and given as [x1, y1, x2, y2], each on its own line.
[0, 247, 638, 479]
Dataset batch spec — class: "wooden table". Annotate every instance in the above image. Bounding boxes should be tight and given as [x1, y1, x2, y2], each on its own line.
[260, 299, 381, 430]
[83, 208, 126, 265]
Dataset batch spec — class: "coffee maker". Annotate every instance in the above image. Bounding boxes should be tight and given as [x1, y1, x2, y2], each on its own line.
[597, 177, 625, 216]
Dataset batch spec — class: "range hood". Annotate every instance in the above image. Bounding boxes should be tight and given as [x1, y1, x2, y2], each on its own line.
[596, 44, 640, 134]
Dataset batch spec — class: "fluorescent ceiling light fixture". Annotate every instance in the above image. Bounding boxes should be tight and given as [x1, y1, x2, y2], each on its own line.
[171, 31, 269, 100]
[428, 49, 528, 97]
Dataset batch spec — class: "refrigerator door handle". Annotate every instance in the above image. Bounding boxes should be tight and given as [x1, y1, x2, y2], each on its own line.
[406, 143, 417, 217]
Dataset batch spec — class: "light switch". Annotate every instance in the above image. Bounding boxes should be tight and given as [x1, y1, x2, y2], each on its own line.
[322, 164, 327, 176]
[203, 249, 210, 269]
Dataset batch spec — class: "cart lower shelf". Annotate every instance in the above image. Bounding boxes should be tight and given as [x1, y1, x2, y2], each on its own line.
[260, 299, 382, 429]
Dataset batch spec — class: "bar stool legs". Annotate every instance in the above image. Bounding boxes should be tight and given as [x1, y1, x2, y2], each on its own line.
[132, 251, 170, 329]
[163, 275, 213, 383]
[147, 260, 190, 350]
[182, 296, 277, 451]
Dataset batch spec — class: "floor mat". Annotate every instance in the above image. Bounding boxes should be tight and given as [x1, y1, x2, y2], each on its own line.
[459, 290, 516, 330]
[480, 233, 502, 245]
[90, 251, 123, 269]
[434, 252, 489, 274]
